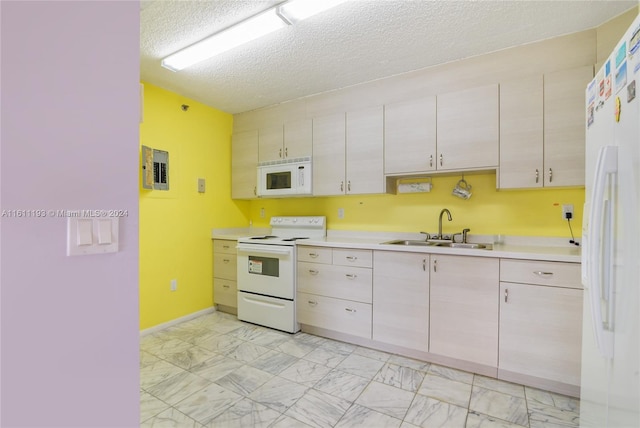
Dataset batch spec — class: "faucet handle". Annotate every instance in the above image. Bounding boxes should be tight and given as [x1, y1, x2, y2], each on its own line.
[462, 228, 471, 243]
[419, 231, 431, 241]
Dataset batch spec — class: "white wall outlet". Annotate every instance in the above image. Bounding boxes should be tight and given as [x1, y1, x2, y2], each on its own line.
[197, 178, 205, 193]
[170, 279, 177, 291]
[338, 208, 345, 219]
[260, 207, 265, 218]
[562, 204, 574, 220]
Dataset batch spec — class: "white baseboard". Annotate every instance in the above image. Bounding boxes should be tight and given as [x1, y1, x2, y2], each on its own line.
[140, 306, 216, 337]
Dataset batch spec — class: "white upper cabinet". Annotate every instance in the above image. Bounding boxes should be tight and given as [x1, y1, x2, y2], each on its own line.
[312, 106, 384, 196]
[284, 119, 312, 160]
[384, 96, 437, 175]
[258, 119, 312, 164]
[312, 112, 346, 196]
[499, 75, 544, 189]
[543, 65, 593, 187]
[231, 130, 258, 199]
[346, 105, 384, 194]
[436, 84, 499, 171]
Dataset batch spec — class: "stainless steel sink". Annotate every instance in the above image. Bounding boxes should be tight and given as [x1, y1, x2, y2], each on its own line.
[381, 239, 436, 246]
[381, 240, 491, 250]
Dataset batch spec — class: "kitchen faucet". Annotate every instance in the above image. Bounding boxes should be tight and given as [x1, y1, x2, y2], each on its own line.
[438, 208, 452, 240]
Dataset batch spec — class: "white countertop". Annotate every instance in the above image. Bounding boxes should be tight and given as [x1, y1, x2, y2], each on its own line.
[212, 228, 581, 263]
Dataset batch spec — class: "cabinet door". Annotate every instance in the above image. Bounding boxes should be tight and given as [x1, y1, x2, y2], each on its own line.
[312, 112, 346, 196]
[384, 96, 437, 175]
[214, 279, 237, 308]
[430, 255, 499, 367]
[373, 251, 429, 352]
[499, 282, 582, 386]
[297, 262, 372, 303]
[231, 130, 258, 199]
[346, 105, 384, 194]
[258, 125, 284, 163]
[499, 75, 544, 189]
[436, 84, 499, 170]
[544, 65, 593, 187]
[284, 119, 312, 160]
[213, 253, 237, 280]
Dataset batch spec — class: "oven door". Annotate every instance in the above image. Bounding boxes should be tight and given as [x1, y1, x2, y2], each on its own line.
[236, 243, 295, 299]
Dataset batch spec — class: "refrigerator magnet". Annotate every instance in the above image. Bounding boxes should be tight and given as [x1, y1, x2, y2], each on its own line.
[627, 80, 636, 103]
[615, 96, 621, 122]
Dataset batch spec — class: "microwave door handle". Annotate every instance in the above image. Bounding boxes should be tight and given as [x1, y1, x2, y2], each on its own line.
[299, 166, 304, 187]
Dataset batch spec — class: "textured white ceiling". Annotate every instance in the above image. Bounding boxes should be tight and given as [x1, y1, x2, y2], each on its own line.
[140, 0, 637, 114]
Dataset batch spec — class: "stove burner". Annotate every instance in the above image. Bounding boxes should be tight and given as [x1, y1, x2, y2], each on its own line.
[250, 235, 278, 240]
[281, 237, 310, 242]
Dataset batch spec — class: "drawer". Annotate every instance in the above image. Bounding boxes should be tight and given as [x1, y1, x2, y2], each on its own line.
[213, 253, 237, 280]
[500, 259, 581, 289]
[298, 246, 332, 264]
[332, 248, 373, 268]
[213, 239, 236, 254]
[297, 262, 373, 303]
[214, 279, 237, 307]
[297, 292, 372, 339]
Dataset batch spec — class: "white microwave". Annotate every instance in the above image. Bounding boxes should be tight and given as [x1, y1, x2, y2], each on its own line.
[257, 158, 312, 197]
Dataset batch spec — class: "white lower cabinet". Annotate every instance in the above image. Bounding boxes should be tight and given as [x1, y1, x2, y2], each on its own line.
[499, 259, 583, 390]
[296, 246, 373, 339]
[373, 251, 429, 352]
[429, 255, 499, 367]
[213, 239, 238, 312]
[297, 293, 372, 339]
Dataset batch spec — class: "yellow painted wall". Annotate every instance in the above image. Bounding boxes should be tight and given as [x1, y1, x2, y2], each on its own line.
[248, 173, 584, 238]
[139, 83, 250, 330]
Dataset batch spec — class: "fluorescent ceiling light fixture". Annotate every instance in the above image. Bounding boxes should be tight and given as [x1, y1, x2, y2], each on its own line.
[161, 8, 288, 71]
[277, 0, 350, 24]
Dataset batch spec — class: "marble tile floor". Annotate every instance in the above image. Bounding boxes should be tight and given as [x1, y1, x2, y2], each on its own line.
[140, 311, 580, 428]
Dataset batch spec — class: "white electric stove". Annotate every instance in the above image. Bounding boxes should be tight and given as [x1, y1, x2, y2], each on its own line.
[236, 216, 326, 333]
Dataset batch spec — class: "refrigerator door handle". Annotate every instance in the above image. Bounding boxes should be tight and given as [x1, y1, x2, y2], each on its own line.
[587, 145, 617, 359]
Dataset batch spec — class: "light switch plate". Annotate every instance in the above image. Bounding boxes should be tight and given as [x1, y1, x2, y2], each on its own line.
[67, 216, 119, 256]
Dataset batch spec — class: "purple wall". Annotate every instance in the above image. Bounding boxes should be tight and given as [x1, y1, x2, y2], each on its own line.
[1, 1, 140, 426]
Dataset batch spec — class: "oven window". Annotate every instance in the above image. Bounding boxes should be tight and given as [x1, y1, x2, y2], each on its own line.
[247, 256, 280, 277]
[266, 171, 291, 190]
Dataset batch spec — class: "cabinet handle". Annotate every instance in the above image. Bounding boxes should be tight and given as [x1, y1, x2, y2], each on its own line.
[308, 300, 317, 306]
[504, 288, 509, 303]
[423, 259, 426, 271]
[430, 155, 433, 168]
[223, 259, 230, 263]
[345, 308, 356, 313]
[347, 181, 351, 192]
[549, 168, 553, 183]
[285, 147, 288, 157]
[433, 259, 437, 272]
[345, 273, 357, 279]
[309, 269, 319, 275]
[346, 256, 358, 261]
[535, 169, 539, 183]
[440, 154, 443, 167]
[309, 252, 319, 258]
[254, 186, 257, 196]
[279, 148, 282, 158]
[533, 271, 554, 277]
[223, 284, 230, 289]
[340, 181, 344, 192]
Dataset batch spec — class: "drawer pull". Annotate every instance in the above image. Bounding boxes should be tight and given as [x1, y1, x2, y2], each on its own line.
[423, 259, 426, 271]
[222, 244, 230, 249]
[504, 288, 508, 303]
[345, 274, 357, 279]
[308, 300, 317, 306]
[345, 308, 356, 313]
[309, 269, 319, 275]
[346, 256, 358, 262]
[433, 259, 437, 273]
[533, 271, 554, 277]
[223, 285, 230, 289]
[223, 259, 230, 263]
[309, 252, 319, 258]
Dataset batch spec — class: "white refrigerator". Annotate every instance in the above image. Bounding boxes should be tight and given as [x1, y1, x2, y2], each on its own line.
[581, 14, 640, 428]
